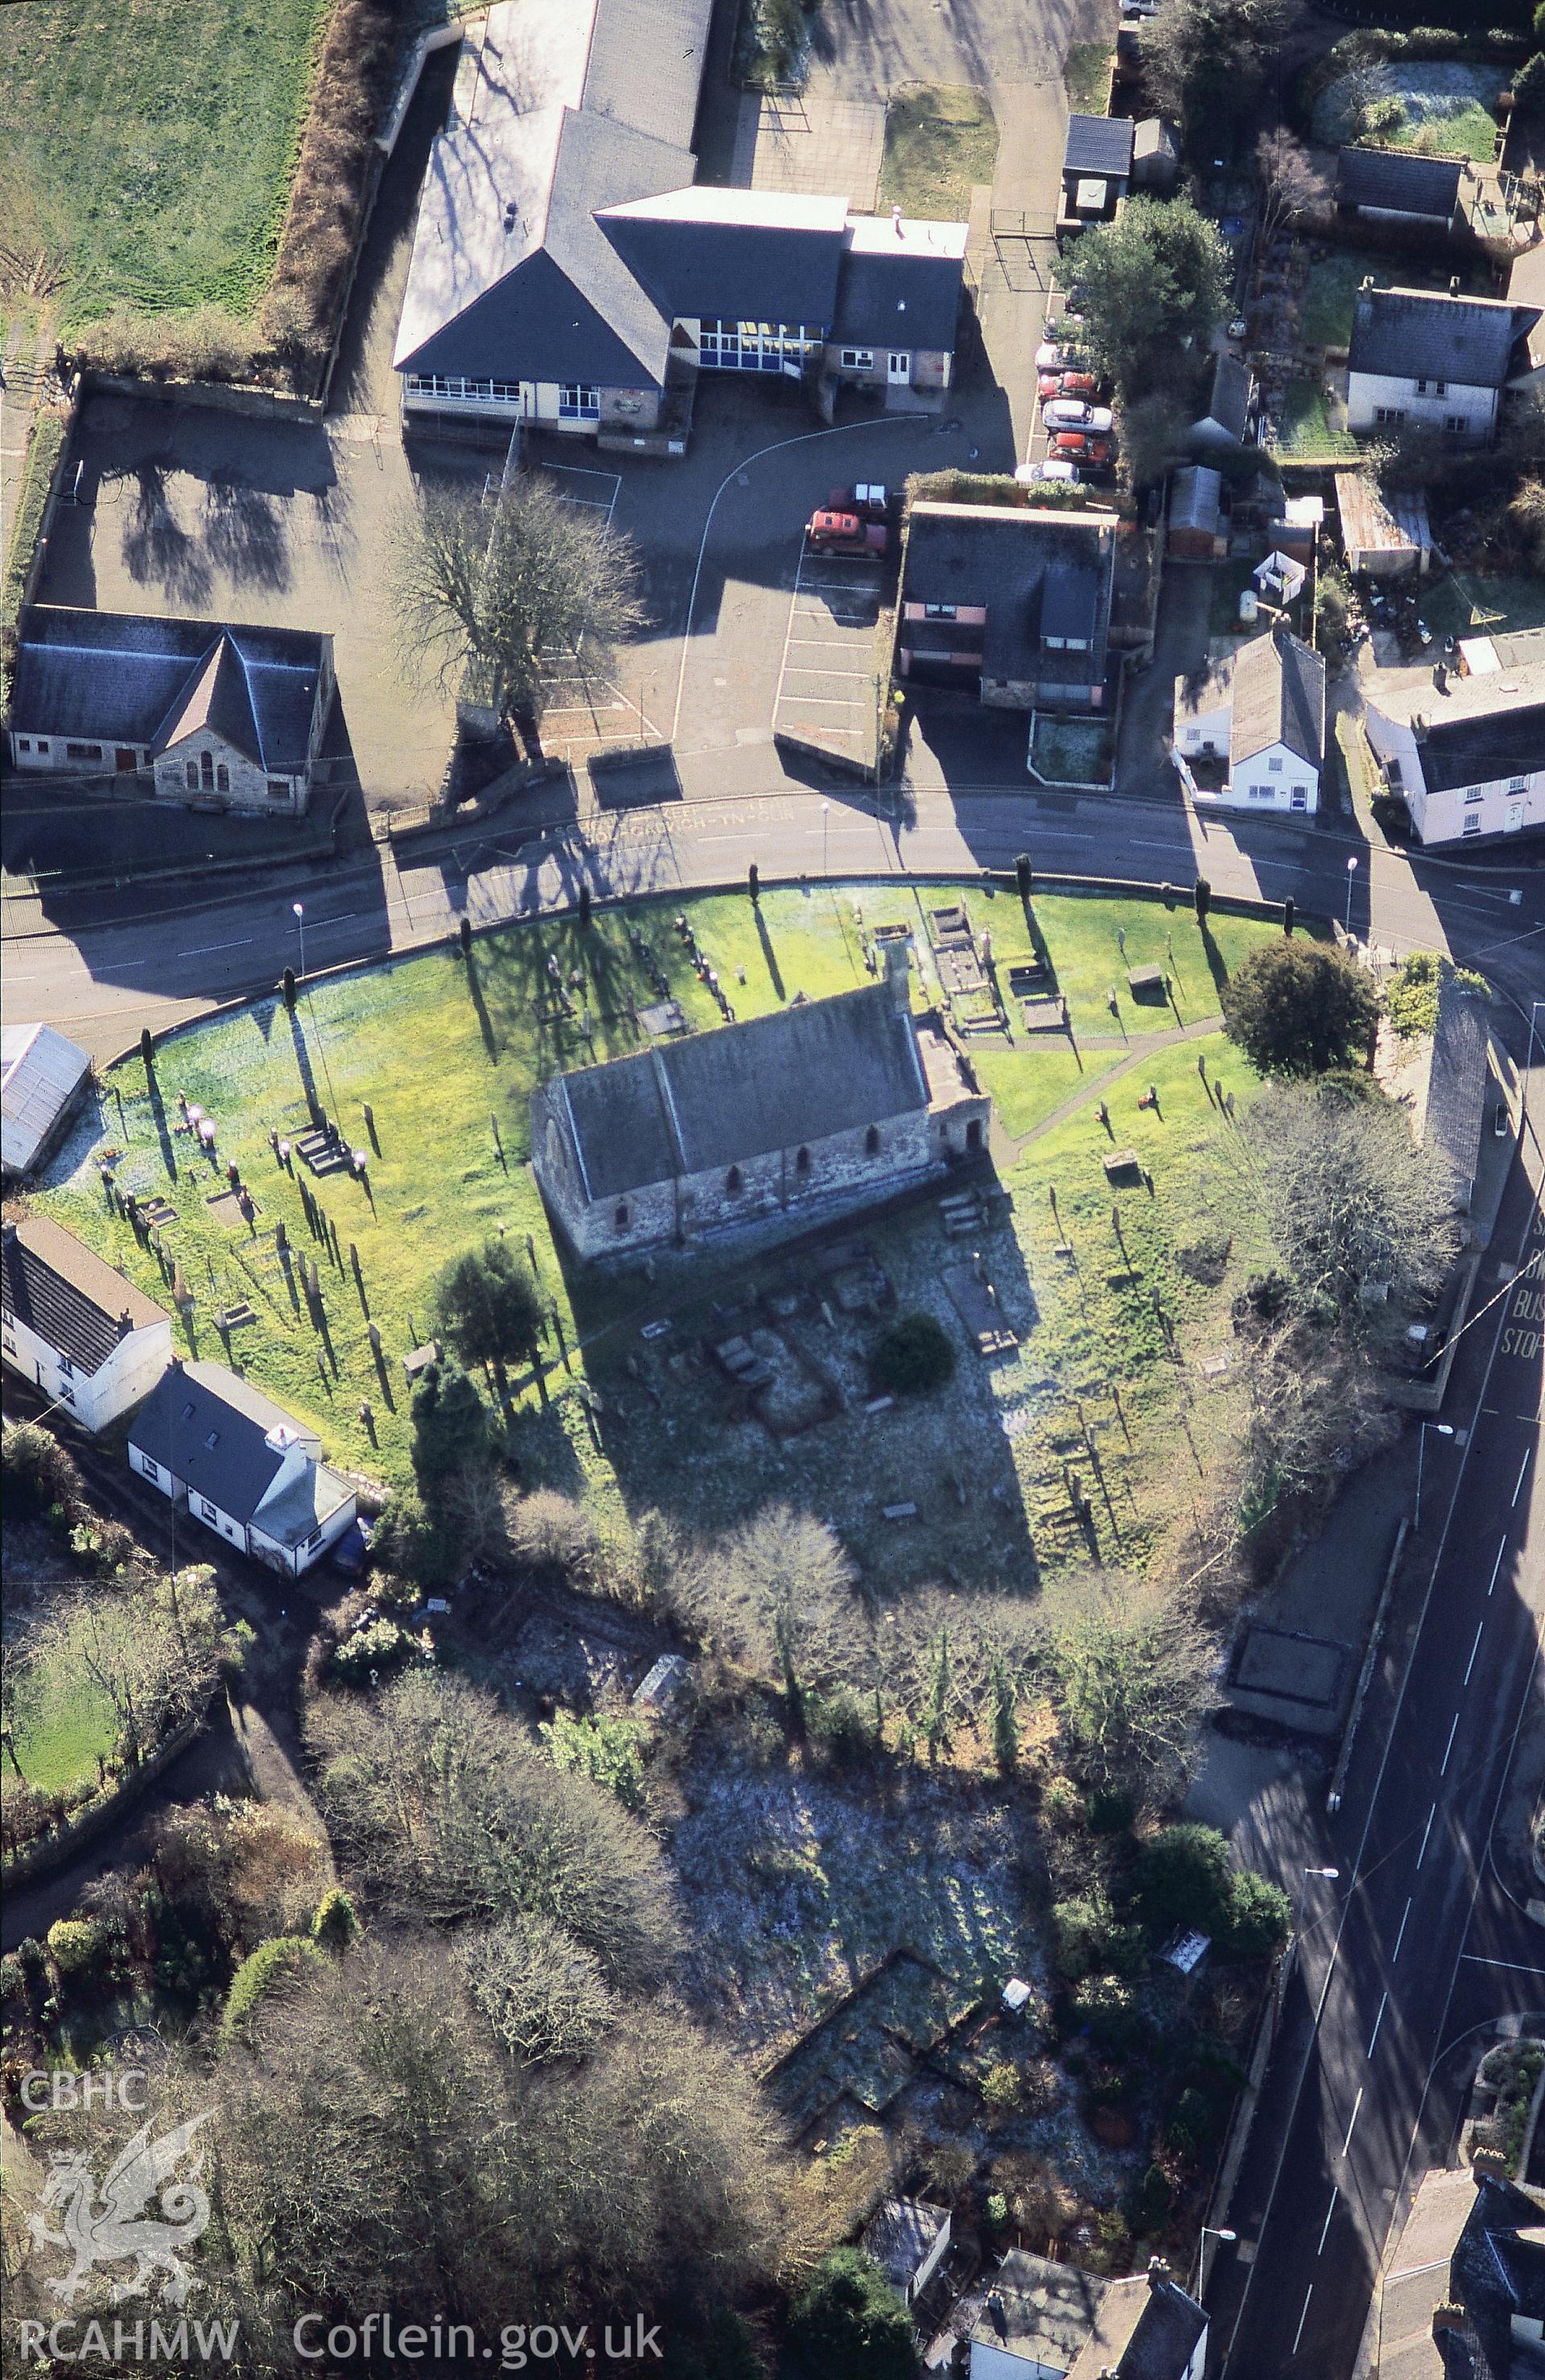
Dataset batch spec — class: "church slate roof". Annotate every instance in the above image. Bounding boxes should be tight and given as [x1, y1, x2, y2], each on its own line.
[547, 984, 930, 1200]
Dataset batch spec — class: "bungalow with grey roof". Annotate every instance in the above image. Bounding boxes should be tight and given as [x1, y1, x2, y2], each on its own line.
[129, 1359, 356, 1577]
[393, 0, 966, 439]
[7, 607, 334, 815]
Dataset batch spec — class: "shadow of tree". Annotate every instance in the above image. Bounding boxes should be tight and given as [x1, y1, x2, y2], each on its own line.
[202, 476, 293, 595]
[120, 463, 212, 605]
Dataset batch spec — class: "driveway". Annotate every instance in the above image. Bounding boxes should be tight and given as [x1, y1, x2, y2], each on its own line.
[1116, 558, 1212, 800]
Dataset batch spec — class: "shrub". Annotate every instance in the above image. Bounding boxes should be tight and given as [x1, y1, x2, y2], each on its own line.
[981, 2060, 1024, 2111]
[1052, 1893, 1146, 1982]
[539, 1710, 649, 1812]
[1407, 26, 1463, 55]
[1042, 1773, 1085, 1829]
[1514, 50, 1545, 114]
[310, 1887, 360, 1953]
[368, 1483, 460, 1590]
[805, 1685, 880, 1767]
[787, 2248, 917, 2380]
[330, 1615, 418, 1685]
[1130, 1825, 1233, 1938]
[1133, 2162, 1173, 2228]
[508, 1489, 602, 1578]
[0, 1953, 27, 2003]
[221, 1936, 323, 2041]
[1219, 1868, 1292, 1959]
[1072, 1973, 1143, 2052]
[1221, 940, 1380, 1077]
[869, 1313, 958, 1396]
[46, 1919, 109, 1980]
[2, 1420, 82, 1522]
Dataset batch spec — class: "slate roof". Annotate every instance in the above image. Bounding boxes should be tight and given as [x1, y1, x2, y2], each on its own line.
[1170, 465, 1222, 535]
[833, 214, 969, 351]
[128, 1360, 349, 1541]
[901, 501, 1115, 690]
[860, 2198, 948, 2295]
[598, 188, 847, 327]
[1348, 286, 1539, 390]
[2, 1023, 91, 1178]
[1230, 628, 1325, 769]
[1338, 145, 1461, 221]
[1113, 2279, 1209, 2380]
[548, 984, 930, 1199]
[1198, 349, 1252, 440]
[396, 0, 965, 388]
[1064, 113, 1135, 178]
[1397, 663, 1545, 791]
[1450, 2176, 1545, 2379]
[1042, 561, 1102, 643]
[2, 1218, 169, 1373]
[11, 608, 327, 772]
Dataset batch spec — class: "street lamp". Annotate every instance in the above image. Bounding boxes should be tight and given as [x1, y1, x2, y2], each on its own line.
[1415, 1421, 1455, 1532]
[1344, 854, 1358, 934]
[1193, 2226, 1237, 2298]
[1299, 1864, 1340, 1928]
[293, 900, 307, 980]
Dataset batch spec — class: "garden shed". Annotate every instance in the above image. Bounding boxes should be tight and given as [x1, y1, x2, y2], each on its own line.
[1335, 472, 1432, 577]
[1168, 467, 1226, 559]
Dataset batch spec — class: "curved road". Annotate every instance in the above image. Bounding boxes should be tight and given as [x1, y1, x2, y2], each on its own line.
[6, 778, 1543, 1061]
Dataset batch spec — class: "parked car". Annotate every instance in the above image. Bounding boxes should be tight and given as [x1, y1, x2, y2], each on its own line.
[1037, 370, 1101, 400]
[1015, 459, 1084, 483]
[822, 482, 888, 521]
[1042, 399, 1114, 431]
[1035, 341, 1074, 371]
[1050, 435, 1114, 466]
[807, 507, 889, 557]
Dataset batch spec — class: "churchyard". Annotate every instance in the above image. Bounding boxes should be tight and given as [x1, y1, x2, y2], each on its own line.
[31, 879, 1296, 1588]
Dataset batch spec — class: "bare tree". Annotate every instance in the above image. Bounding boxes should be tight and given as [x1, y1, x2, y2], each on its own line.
[1256, 128, 1331, 246]
[1043, 1573, 1214, 1802]
[306, 1668, 679, 1982]
[392, 469, 645, 724]
[457, 1916, 617, 2064]
[1241, 1079, 1462, 1318]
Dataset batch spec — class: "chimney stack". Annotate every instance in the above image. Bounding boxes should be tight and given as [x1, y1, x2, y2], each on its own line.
[1448, 275, 1461, 297]
[1432, 2303, 1467, 2341]
[118, 1308, 134, 1340]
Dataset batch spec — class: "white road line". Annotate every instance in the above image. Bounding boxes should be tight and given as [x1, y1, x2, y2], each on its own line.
[1461, 1954, 1545, 1978]
[1489, 1539, 1508, 1596]
[1291, 2286, 1314, 2357]
[1416, 1802, 1437, 1866]
[1440, 1712, 1460, 1775]
[1514, 1450, 1531, 1507]
[1366, 1992, 1389, 2058]
[1465, 1620, 1485, 1684]
[1341, 2086, 1364, 2157]
[1316, 2191, 1337, 2255]
[1392, 1896, 1412, 1962]
[181, 938, 254, 956]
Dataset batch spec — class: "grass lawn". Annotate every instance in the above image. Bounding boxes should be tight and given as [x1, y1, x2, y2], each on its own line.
[1312, 64, 1506, 155]
[11, 1670, 119, 1796]
[1300, 250, 1487, 352]
[1423, 572, 1545, 640]
[1063, 43, 1112, 115]
[1209, 559, 1260, 639]
[0, 0, 325, 328]
[1032, 714, 1114, 788]
[33, 884, 1298, 1584]
[880, 86, 999, 221]
[1271, 382, 1359, 462]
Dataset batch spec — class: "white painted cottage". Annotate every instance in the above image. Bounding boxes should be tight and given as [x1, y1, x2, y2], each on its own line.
[1345, 284, 1539, 445]
[129, 1359, 356, 1577]
[1363, 662, 1545, 846]
[1172, 627, 1325, 815]
[1, 1216, 173, 1433]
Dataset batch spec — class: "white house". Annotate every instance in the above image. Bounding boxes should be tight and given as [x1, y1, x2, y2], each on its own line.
[1363, 662, 1545, 846]
[860, 2199, 952, 2308]
[1345, 284, 1540, 443]
[969, 2253, 1207, 2380]
[128, 1359, 356, 1578]
[1172, 627, 1325, 815]
[1, 1216, 173, 1433]
[7, 608, 335, 818]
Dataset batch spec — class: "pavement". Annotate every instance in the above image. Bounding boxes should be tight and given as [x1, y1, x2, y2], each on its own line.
[1204, 1143, 1545, 2378]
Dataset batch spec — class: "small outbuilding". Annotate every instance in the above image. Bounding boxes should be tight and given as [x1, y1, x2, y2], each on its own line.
[1059, 113, 1134, 229]
[1335, 472, 1432, 577]
[1337, 146, 1462, 234]
[1167, 466, 1226, 559]
[1131, 118, 1180, 196]
[861, 2198, 953, 2308]
[1192, 351, 1254, 452]
[2, 1021, 92, 1181]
